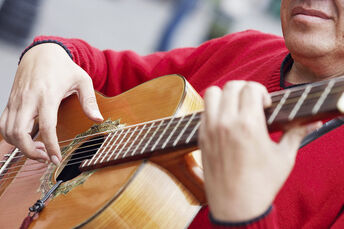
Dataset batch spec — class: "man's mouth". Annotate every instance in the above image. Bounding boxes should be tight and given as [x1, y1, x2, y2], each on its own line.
[292, 7, 332, 20]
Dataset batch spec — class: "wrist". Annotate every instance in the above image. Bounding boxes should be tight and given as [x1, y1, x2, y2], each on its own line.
[209, 205, 273, 227]
[19, 39, 72, 64]
[207, 187, 274, 222]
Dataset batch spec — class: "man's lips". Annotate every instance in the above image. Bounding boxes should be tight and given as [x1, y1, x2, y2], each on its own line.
[292, 7, 332, 20]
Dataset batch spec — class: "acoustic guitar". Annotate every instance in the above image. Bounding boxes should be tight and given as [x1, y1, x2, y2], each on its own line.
[0, 74, 343, 228]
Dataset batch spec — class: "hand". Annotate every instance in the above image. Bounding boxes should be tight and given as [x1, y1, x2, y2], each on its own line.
[0, 43, 103, 165]
[199, 81, 321, 222]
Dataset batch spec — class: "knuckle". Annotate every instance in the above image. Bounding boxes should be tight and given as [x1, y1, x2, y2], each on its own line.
[223, 82, 233, 91]
[6, 128, 14, 138]
[0, 120, 4, 133]
[0, 128, 10, 143]
[79, 73, 93, 86]
[198, 130, 207, 146]
[35, 83, 48, 94]
[22, 90, 35, 101]
[205, 86, 221, 96]
[246, 82, 267, 94]
[216, 119, 232, 136]
[6, 100, 13, 109]
[12, 127, 23, 140]
[224, 80, 245, 90]
[85, 96, 97, 105]
[39, 123, 54, 135]
[19, 93, 29, 104]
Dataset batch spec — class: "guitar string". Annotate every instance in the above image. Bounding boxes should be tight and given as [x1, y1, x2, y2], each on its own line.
[2, 83, 342, 163]
[1, 119, 201, 177]
[1, 79, 332, 151]
[1, 87, 343, 178]
[0, 90, 342, 182]
[0, 94, 341, 183]
[0, 129, 200, 183]
[1, 114, 200, 162]
[0, 76, 343, 159]
[2, 82, 341, 157]
[0, 118, 201, 181]
[1, 84, 344, 183]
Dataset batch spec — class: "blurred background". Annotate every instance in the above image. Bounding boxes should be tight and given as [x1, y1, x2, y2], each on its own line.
[0, 0, 282, 112]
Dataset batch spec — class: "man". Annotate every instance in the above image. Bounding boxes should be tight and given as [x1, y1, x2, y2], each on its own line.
[0, 0, 343, 228]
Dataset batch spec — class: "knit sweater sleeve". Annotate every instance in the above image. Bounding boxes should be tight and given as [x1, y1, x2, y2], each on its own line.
[188, 206, 278, 229]
[23, 31, 286, 229]
[29, 35, 208, 96]
[29, 30, 286, 97]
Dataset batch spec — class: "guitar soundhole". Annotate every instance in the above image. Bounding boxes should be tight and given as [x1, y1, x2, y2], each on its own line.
[56, 135, 105, 182]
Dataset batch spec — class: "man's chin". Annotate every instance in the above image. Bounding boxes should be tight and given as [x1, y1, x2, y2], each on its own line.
[285, 31, 335, 58]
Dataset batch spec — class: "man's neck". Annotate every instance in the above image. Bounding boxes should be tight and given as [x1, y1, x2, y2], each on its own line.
[286, 55, 344, 85]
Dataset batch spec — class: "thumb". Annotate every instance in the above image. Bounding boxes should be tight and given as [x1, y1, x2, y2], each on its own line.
[77, 76, 104, 122]
[279, 121, 322, 156]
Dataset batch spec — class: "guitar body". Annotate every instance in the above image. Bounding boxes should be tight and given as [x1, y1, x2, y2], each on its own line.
[0, 75, 205, 228]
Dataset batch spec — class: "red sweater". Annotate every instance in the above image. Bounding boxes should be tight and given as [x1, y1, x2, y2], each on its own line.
[31, 30, 344, 228]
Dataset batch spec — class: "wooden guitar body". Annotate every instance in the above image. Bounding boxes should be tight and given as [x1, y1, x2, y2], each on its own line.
[0, 75, 205, 228]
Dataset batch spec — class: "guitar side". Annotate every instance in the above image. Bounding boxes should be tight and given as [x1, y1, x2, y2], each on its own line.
[0, 75, 205, 228]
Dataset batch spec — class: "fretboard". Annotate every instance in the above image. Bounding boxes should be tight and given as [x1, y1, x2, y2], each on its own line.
[80, 76, 344, 171]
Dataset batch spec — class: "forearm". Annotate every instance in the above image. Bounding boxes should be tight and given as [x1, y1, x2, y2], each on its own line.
[23, 36, 109, 92]
[24, 36, 200, 96]
[189, 206, 278, 229]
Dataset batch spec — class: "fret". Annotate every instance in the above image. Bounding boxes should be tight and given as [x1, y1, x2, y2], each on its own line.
[135, 122, 155, 155]
[100, 129, 124, 163]
[288, 85, 312, 120]
[117, 126, 138, 159]
[299, 87, 343, 118]
[185, 120, 201, 144]
[141, 120, 160, 154]
[0, 148, 19, 178]
[129, 124, 146, 156]
[151, 116, 175, 151]
[107, 128, 131, 162]
[312, 79, 335, 114]
[173, 112, 196, 146]
[162, 115, 185, 149]
[268, 90, 291, 125]
[79, 76, 344, 173]
[92, 132, 115, 165]
[141, 120, 164, 153]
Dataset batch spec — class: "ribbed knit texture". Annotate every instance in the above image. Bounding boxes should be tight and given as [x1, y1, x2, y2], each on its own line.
[27, 30, 344, 228]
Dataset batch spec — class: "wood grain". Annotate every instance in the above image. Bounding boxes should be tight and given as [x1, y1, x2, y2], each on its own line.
[0, 75, 205, 228]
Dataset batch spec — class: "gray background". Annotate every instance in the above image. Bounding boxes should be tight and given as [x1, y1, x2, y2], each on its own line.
[0, 0, 281, 113]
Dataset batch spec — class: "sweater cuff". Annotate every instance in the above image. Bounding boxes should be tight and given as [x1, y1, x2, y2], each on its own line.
[19, 39, 73, 64]
[209, 206, 277, 228]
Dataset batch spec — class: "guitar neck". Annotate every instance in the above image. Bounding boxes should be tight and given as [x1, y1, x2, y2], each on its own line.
[80, 76, 344, 172]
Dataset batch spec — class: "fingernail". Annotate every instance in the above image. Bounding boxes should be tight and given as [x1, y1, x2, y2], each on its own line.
[51, 155, 60, 166]
[38, 159, 46, 163]
[263, 95, 272, 107]
[37, 149, 49, 161]
[93, 110, 104, 121]
[306, 121, 323, 133]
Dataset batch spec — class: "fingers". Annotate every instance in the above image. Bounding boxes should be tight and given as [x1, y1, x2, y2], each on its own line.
[0, 100, 51, 161]
[219, 81, 246, 117]
[279, 121, 322, 160]
[200, 86, 222, 164]
[0, 107, 9, 141]
[200, 82, 270, 168]
[77, 73, 103, 122]
[203, 86, 222, 131]
[38, 101, 61, 165]
[239, 82, 271, 114]
[0, 43, 104, 165]
[14, 101, 51, 161]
